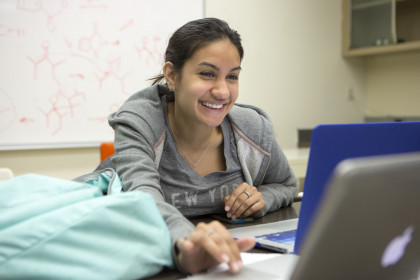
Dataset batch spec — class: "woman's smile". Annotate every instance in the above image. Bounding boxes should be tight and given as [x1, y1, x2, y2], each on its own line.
[201, 102, 224, 110]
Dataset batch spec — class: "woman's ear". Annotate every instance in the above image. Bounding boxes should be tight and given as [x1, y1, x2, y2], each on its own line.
[163, 62, 176, 91]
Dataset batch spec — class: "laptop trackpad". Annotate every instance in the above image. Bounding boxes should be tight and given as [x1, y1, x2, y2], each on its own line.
[184, 255, 299, 280]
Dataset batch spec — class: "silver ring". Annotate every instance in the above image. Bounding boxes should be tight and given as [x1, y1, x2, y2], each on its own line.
[207, 229, 215, 236]
[244, 191, 250, 198]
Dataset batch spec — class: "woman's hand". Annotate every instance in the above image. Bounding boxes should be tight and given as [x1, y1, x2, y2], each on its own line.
[223, 182, 265, 220]
[175, 221, 255, 274]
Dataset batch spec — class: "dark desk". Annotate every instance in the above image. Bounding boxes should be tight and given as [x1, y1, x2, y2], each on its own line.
[146, 202, 301, 280]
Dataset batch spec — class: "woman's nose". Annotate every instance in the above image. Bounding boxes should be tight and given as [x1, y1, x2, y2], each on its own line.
[211, 79, 229, 99]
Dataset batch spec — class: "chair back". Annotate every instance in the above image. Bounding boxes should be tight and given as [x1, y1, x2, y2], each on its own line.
[0, 168, 14, 180]
[100, 142, 115, 162]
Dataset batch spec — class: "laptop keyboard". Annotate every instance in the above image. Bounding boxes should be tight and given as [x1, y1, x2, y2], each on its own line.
[256, 229, 297, 245]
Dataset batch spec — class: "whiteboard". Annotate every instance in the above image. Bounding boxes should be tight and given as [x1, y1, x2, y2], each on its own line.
[0, 0, 203, 150]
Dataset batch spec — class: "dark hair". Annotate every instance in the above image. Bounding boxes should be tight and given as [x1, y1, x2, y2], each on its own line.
[151, 17, 244, 85]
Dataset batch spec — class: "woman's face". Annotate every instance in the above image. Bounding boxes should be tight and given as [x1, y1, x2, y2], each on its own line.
[173, 39, 241, 128]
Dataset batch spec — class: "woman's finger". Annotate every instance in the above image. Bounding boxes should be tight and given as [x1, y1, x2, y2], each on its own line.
[230, 194, 259, 219]
[227, 186, 265, 219]
[236, 237, 256, 252]
[189, 222, 243, 272]
[234, 190, 266, 218]
[224, 183, 248, 212]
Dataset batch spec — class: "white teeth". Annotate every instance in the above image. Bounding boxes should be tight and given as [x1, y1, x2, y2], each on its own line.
[203, 102, 223, 109]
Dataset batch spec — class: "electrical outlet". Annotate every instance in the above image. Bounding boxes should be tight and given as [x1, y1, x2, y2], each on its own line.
[347, 87, 354, 101]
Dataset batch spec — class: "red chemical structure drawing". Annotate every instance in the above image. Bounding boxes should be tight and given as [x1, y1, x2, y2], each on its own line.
[68, 73, 85, 80]
[95, 57, 132, 95]
[134, 36, 162, 66]
[79, 0, 107, 10]
[78, 22, 108, 58]
[39, 89, 86, 135]
[120, 19, 134, 32]
[72, 53, 131, 95]
[0, 24, 25, 37]
[0, 89, 17, 132]
[0, 0, 203, 147]
[27, 41, 65, 86]
[17, 0, 68, 32]
[19, 117, 35, 125]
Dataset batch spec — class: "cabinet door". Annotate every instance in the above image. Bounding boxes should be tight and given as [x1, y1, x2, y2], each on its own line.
[396, 0, 420, 43]
[350, 0, 395, 49]
[342, 0, 420, 57]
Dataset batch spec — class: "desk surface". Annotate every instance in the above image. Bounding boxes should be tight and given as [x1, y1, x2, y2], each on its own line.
[146, 202, 301, 280]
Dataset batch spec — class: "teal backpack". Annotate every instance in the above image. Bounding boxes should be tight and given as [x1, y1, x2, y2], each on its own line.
[0, 168, 173, 279]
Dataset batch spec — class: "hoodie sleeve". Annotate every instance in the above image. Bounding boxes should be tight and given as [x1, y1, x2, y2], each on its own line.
[229, 104, 298, 215]
[258, 134, 298, 214]
[108, 97, 195, 256]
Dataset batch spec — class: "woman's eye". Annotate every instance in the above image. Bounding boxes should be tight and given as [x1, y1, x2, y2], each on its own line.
[227, 74, 239, 80]
[200, 72, 214, 78]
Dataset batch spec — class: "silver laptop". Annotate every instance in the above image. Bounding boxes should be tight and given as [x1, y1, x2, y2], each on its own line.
[188, 152, 420, 279]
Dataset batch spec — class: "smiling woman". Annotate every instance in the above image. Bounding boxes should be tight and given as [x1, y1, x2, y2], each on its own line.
[107, 18, 297, 275]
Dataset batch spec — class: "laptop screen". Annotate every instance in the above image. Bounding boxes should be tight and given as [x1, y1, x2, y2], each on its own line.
[294, 121, 420, 253]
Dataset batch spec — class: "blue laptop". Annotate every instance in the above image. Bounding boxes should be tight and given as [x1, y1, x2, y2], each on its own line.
[230, 121, 420, 254]
[294, 121, 420, 253]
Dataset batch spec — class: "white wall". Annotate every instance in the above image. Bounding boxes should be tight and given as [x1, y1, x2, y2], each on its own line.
[1, 0, 419, 180]
[0, 148, 99, 179]
[365, 51, 420, 116]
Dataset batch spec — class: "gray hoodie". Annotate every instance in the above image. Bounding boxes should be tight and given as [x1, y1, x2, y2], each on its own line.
[108, 84, 297, 247]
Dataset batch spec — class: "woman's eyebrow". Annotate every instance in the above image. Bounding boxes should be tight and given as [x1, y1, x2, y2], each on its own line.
[198, 62, 241, 72]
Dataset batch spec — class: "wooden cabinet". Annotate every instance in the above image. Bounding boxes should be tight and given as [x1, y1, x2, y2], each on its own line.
[342, 0, 420, 57]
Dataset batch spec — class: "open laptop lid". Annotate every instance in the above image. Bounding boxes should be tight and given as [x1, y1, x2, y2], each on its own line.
[292, 152, 420, 280]
[294, 121, 420, 254]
